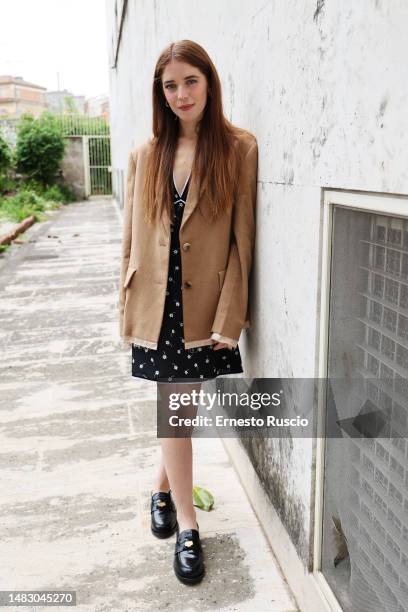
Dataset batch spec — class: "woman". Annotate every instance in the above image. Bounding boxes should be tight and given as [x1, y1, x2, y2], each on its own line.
[119, 39, 258, 585]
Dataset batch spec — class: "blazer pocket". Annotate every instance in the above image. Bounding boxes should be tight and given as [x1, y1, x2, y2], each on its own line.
[218, 269, 226, 292]
[124, 266, 138, 289]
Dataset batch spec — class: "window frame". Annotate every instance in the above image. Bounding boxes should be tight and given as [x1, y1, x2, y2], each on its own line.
[313, 188, 408, 611]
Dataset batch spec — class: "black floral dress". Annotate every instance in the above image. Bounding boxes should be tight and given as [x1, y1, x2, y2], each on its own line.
[131, 174, 244, 383]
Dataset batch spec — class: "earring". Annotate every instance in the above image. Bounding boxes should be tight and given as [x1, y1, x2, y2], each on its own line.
[165, 101, 169, 107]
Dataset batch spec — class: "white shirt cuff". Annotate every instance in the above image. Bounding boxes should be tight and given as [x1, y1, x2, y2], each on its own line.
[210, 332, 238, 349]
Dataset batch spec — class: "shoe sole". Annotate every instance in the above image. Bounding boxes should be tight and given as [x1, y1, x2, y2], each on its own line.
[151, 520, 179, 539]
[173, 565, 205, 585]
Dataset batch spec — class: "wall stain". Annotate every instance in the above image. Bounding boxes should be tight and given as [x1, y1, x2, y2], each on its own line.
[313, 0, 325, 23]
[228, 73, 235, 115]
[251, 0, 273, 23]
[242, 436, 308, 563]
[377, 96, 388, 126]
[310, 126, 329, 161]
[285, 168, 295, 185]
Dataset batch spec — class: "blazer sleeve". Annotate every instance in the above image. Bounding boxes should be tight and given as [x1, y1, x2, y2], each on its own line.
[118, 149, 137, 337]
[210, 138, 258, 345]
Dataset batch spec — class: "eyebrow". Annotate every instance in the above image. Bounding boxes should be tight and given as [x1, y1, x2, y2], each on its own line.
[163, 75, 199, 85]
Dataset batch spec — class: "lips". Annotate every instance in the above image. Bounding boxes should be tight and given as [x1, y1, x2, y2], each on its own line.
[178, 104, 194, 110]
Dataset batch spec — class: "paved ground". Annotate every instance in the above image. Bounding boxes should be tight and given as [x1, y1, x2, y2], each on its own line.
[0, 198, 298, 612]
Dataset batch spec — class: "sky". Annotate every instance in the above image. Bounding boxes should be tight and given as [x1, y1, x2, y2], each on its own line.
[1, 0, 109, 99]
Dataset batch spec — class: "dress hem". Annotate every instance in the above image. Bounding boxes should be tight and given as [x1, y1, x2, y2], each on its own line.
[131, 368, 244, 383]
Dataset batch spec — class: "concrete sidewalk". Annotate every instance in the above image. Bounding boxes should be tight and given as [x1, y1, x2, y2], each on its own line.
[0, 198, 298, 612]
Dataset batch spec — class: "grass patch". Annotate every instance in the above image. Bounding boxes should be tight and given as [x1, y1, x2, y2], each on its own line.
[0, 190, 58, 223]
[0, 181, 77, 224]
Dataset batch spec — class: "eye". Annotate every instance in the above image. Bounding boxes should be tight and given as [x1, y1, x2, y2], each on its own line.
[164, 79, 197, 90]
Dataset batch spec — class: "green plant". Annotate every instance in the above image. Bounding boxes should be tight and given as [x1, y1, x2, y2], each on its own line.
[63, 96, 78, 114]
[19, 178, 47, 196]
[0, 175, 17, 195]
[0, 189, 59, 223]
[22, 178, 76, 203]
[15, 112, 65, 185]
[0, 134, 13, 174]
[0, 134, 16, 197]
[50, 182, 77, 203]
[43, 185, 66, 201]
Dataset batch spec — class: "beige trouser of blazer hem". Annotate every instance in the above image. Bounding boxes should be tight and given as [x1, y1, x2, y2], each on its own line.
[210, 332, 238, 348]
[122, 336, 158, 349]
[121, 335, 238, 350]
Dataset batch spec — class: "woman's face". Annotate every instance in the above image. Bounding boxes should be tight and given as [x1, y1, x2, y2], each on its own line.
[161, 60, 208, 125]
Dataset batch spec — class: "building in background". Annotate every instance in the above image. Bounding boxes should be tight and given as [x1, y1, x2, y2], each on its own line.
[0, 75, 47, 119]
[46, 89, 85, 115]
[0, 76, 108, 122]
[85, 94, 110, 122]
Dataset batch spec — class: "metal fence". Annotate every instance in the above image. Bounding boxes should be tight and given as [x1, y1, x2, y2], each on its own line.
[53, 114, 110, 136]
[85, 135, 112, 195]
[54, 115, 112, 196]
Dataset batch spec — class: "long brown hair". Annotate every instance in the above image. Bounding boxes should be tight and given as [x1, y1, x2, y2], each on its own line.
[143, 39, 246, 226]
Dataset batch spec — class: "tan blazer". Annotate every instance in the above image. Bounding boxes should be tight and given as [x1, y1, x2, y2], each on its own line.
[119, 129, 258, 350]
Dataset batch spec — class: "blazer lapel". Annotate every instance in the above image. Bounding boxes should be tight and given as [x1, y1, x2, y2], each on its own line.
[159, 172, 199, 244]
[179, 171, 199, 232]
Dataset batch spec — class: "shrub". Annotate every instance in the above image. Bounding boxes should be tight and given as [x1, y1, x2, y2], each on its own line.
[22, 178, 77, 203]
[0, 134, 13, 174]
[15, 112, 65, 185]
[43, 183, 76, 203]
[0, 175, 17, 195]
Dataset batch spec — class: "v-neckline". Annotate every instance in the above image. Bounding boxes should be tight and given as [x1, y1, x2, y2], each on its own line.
[173, 170, 191, 198]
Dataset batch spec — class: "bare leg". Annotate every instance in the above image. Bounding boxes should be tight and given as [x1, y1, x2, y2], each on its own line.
[156, 381, 201, 532]
[151, 449, 170, 493]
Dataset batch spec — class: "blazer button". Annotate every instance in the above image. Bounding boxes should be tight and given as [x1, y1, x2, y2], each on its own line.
[182, 242, 191, 251]
[184, 281, 192, 288]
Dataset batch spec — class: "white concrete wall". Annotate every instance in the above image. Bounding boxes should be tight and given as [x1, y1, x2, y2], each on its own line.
[105, 0, 408, 575]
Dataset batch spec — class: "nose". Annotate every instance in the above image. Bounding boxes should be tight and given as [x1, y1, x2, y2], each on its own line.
[176, 85, 188, 100]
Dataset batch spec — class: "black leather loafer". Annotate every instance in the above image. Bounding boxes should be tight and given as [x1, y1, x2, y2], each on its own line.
[150, 490, 178, 539]
[173, 524, 205, 584]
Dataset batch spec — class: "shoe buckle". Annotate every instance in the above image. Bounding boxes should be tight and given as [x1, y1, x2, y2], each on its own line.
[156, 500, 167, 507]
[184, 540, 193, 547]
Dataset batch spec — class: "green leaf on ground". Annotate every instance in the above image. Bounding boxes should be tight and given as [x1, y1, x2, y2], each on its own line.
[193, 485, 214, 511]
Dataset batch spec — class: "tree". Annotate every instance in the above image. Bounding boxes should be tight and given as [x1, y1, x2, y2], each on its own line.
[63, 96, 78, 114]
